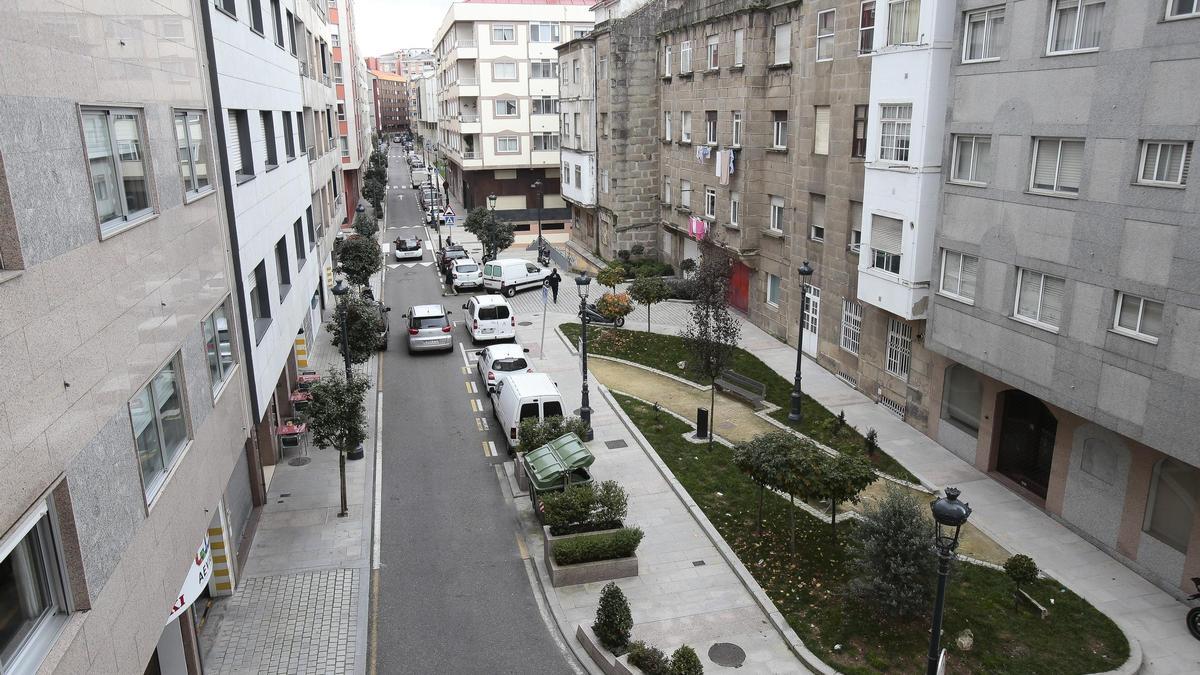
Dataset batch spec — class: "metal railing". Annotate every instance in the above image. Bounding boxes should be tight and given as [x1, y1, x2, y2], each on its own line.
[461, 150, 478, 159]
[456, 39, 477, 48]
[459, 113, 479, 123]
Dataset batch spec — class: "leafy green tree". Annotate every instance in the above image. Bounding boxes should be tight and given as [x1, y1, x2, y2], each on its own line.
[628, 275, 670, 331]
[306, 369, 370, 516]
[678, 258, 697, 278]
[597, 261, 625, 290]
[337, 236, 382, 287]
[732, 431, 795, 535]
[680, 235, 741, 449]
[845, 485, 935, 618]
[353, 212, 378, 238]
[361, 177, 385, 214]
[668, 645, 703, 675]
[462, 206, 516, 260]
[325, 292, 385, 362]
[772, 439, 827, 554]
[1004, 554, 1039, 609]
[592, 582, 633, 651]
[815, 451, 876, 543]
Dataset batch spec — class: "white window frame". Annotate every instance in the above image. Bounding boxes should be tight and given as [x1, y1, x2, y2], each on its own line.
[131, 353, 192, 501]
[885, 317, 913, 379]
[1112, 292, 1163, 343]
[962, 6, 1005, 62]
[1047, 0, 1105, 55]
[0, 502, 71, 675]
[705, 111, 718, 145]
[888, 0, 921, 45]
[939, 250, 978, 304]
[704, 186, 716, 218]
[83, 106, 155, 236]
[950, 134, 991, 185]
[814, 106, 830, 156]
[663, 111, 672, 140]
[174, 109, 213, 198]
[1137, 141, 1190, 187]
[494, 99, 518, 117]
[1166, 0, 1200, 20]
[1013, 268, 1066, 331]
[529, 21, 560, 43]
[730, 192, 740, 227]
[680, 40, 692, 73]
[681, 111, 692, 143]
[733, 28, 745, 65]
[859, 1, 876, 53]
[840, 300, 863, 354]
[663, 44, 672, 76]
[766, 274, 782, 307]
[495, 136, 520, 153]
[769, 195, 785, 231]
[809, 194, 826, 241]
[203, 298, 238, 397]
[1029, 137, 1084, 195]
[772, 111, 788, 149]
[817, 10, 836, 61]
[492, 23, 516, 43]
[492, 61, 518, 81]
[663, 175, 672, 204]
[680, 179, 691, 208]
[878, 103, 912, 163]
[773, 23, 792, 65]
[531, 60, 559, 79]
[532, 133, 559, 151]
[706, 34, 719, 69]
[731, 111, 743, 146]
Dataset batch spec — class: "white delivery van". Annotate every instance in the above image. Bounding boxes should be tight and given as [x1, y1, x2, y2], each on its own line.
[482, 258, 550, 297]
[410, 168, 429, 189]
[491, 373, 564, 449]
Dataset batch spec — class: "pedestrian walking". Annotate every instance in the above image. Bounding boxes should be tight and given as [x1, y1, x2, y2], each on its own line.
[547, 268, 561, 303]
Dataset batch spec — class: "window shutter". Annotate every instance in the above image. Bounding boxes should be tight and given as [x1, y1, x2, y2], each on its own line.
[1041, 275, 1065, 326]
[227, 111, 242, 173]
[871, 215, 902, 254]
[942, 251, 961, 292]
[811, 195, 825, 229]
[1033, 139, 1059, 189]
[774, 24, 790, 63]
[1017, 270, 1040, 319]
[814, 107, 830, 155]
[1058, 140, 1084, 191]
[960, 255, 978, 299]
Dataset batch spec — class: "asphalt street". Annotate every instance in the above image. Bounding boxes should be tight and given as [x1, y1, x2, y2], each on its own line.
[372, 144, 577, 674]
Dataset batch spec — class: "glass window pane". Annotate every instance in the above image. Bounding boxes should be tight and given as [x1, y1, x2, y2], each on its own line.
[174, 116, 195, 191]
[1146, 459, 1200, 552]
[113, 113, 149, 214]
[954, 137, 973, 180]
[1078, 1, 1103, 49]
[131, 388, 165, 488]
[943, 251, 961, 293]
[84, 112, 121, 223]
[1053, 3, 1079, 51]
[0, 527, 54, 665]
[973, 138, 991, 183]
[1117, 295, 1140, 331]
[153, 362, 189, 464]
[188, 114, 210, 190]
[1041, 275, 1065, 326]
[1141, 299, 1163, 336]
[1018, 271, 1040, 319]
[203, 314, 221, 390]
[967, 15, 985, 59]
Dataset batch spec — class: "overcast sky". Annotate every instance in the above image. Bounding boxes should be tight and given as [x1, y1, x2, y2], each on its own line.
[354, 0, 455, 57]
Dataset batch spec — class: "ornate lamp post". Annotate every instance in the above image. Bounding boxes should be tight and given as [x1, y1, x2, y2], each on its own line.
[926, 488, 972, 675]
[576, 272, 594, 441]
[486, 193, 498, 261]
[532, 179, 545, 253]
[788, 261, 814, 422]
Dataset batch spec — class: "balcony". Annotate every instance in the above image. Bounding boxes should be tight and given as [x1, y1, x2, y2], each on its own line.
[462, 150, 478, 159]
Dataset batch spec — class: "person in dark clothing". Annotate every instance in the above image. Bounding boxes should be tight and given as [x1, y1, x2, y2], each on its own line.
[547, 268, 561, 303]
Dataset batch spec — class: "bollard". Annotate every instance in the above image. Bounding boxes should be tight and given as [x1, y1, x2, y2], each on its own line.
[695, 408, 709, 439]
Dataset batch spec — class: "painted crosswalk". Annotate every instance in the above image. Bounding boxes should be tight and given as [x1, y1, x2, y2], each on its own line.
[385, 262, 434, 269]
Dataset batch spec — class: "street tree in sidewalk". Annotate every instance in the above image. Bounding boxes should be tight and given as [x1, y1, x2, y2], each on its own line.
[680, 234, 742, 449]
[361, 178, 385, 216]
[306, 369, 370, 518]
[325, 291, 385, 363]
[353, 212, 378, 238]
[337, 235, 382, 287]
[596, 261, 625, 291]
[732, 431, 795, 536]
[628, 275, 670, 331]
[462, 206, 515, 261]
[814, 451, 876, 543]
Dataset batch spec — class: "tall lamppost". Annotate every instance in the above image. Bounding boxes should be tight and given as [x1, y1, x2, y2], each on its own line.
[926, 487, 972, 675]
[788, 261, 814, 422]
[532, 179, 545, 254]
[330, 279, 355, 518]
[575, 272, 594, 441]
[486, 193, 498, 261]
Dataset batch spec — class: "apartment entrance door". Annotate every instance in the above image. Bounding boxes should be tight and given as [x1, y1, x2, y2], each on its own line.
[996, 390, 1057, 499]
[801, 284, 820, 356]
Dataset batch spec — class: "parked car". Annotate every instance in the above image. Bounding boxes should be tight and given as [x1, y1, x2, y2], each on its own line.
[403, 305, 454, 352]
[436, 245, 470, 273]
[462, 295, 514, 343]
[490, 373, 564, 449]
[475, 343, 533, 388]
[482, 259, 552, 297]
[450, 259, 483, 292]
[393, 237, 424, 261]
[373, 302, 392, 350]
[392, 134, 402, 142]
[410, 169, 430, 190]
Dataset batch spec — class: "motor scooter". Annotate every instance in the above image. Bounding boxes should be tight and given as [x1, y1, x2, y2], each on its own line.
[580, 302, 625, 328]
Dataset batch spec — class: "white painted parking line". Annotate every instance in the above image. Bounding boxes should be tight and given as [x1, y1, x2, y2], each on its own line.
[458, 342, 470, 367]
[425, 241, 433, 251]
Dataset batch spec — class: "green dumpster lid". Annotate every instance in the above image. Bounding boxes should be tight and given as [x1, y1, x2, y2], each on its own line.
[546, 433, 594, 469]
[522, 433, 594, 491]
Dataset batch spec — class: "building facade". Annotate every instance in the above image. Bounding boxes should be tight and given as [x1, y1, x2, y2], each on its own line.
[334, 0, 371, 224]
[924, 0, 1200, 596]
[412, 68, 440, 148]
[557, 36, 598, 240]
[0, 1, 255, 672]
[370, 69, 409, 134]
[432, 0, 593, 233]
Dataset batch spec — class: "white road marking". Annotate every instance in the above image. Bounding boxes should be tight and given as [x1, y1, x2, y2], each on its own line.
[371, 390, 383, 570]
[458, 341, 470, 367]
[425, 240, 433, 251]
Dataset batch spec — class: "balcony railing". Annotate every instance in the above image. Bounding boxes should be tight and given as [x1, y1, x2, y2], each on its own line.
[462, 151, 478, 159]
[459, 114, 480, 123]
[457, 77, 479, 86]
[456, 39, 477, 48]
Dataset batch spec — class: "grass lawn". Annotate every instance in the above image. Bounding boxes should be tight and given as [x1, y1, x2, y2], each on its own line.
[613, 393, 1130, 675]
[562, 323, 916, 482]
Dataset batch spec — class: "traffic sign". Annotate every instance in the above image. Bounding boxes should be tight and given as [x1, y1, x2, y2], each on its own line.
[443, 205, 456, 217]
[445, 215, 456, 225]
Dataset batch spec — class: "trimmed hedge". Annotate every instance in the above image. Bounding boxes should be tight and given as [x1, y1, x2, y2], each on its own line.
[627, 641, 670, 674]
[552, 527, 644, 565]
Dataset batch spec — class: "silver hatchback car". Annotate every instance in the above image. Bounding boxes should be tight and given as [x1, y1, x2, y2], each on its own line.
[404, 304, 454, 352]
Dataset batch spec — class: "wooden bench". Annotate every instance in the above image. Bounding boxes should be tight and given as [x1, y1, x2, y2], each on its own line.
[714, 369, 767, 410]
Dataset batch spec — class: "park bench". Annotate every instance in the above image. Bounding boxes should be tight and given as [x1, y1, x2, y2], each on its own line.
[714, 369, 767, 410]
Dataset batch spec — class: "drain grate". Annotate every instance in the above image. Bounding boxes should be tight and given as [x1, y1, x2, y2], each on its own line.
[692, 560, 706, 567]
[287, 457, 311, 467]
[604, 439, 628, 449]
[518, 321, 534, 326]
[708, 643, 747, 668]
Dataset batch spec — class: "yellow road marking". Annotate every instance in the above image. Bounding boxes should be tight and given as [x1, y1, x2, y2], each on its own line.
[482, 441, 491, 457]
[475, 417, 484, 432]
[464, 381, 472, 393]
[470, 399, 480, 412]
[516, 533, 530, 560]
[461, 366, 470, 375]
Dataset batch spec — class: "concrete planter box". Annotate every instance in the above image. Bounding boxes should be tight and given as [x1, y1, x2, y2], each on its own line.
[515, 453, 530, 493]
[543, 525, 639, 588]
[576, 625, 634, 675]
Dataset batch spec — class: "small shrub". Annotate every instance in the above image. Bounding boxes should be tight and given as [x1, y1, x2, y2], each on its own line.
[552, 527, 643, 565]
[1004, 554, 1039, 591]
[630, 243, 646, 257]
[864, 428, 879, 456]
[832, 410, 847, 436]
[617, 249, 632, 262]
[516, 416, 590, 455]
[592, 582, 633, 651]
[597, 261, 626, 289]
[665, 277, 694, 300]
[596, 292, 634, 319]
[678, 258, 697, 277]
[594, 480, 629, 525]
[627, 641, 670, 675]
[844, 485, 934, 618]
[541, 480, 628, 535]
[668, 645, 703, 675]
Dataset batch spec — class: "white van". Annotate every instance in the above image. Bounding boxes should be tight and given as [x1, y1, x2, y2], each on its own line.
[410, 168, 429, 189]
[482, 259, 550, 297]
[491, 373, 565, 448]
[462, 295, 515, 343]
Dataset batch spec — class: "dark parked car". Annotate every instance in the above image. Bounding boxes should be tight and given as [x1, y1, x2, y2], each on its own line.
[373, 302, 392, 350]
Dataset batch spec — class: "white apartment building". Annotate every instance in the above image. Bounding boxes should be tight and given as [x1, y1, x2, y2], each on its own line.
[557, 36, 597, 221]
[432, 0, 593, 232]
[413, 68, 440, 147]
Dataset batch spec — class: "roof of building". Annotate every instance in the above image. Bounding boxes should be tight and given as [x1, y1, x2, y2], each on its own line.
[368, 69, 406, 82]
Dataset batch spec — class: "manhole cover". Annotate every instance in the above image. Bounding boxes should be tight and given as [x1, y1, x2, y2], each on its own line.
[708, 643, 746, 668]
[518, 321, 534, 326]
[604, 439, 628, 449]
[287, 457, 312, 467]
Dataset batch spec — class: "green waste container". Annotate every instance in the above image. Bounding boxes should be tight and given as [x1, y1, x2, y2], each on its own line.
[523, 433, 595, 519]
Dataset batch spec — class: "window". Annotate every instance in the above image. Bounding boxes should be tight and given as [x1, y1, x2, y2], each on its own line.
[573, 59, 580, 83]
[531, 60, 558, 78]
[705, 111, 717, 144]
[493, 62, 517, 80]
[879, 103, 912, 162]
[330, 32, 339, 48]
[249, 0, 264, 34]
[886, 318, 913, 378]
[943, 364, 982, 433]
[305, 205, 315, 248]
[731, 111, 743, 146]
[706, 34, 719, 69]
[0, 505, 70, 673]
[680, 179, 691, 208]
[336, 103, 345, 122]
[131, 355, 191, 498]
[662, 175, 672, 204]
[963, 7, 1004, 61]
[339, 136, 349, 157]
[1138, 141, 1190, 186]
[1030, 137, 1084, 194]
[286, 11, 297, 55]
[951, 135, 991, 184]
[532, 133, 559, 151]
[598, 57, 608, 79]
[663, 44, 672, 76]
[733, 29, 745, 65]
[496, 136, 519, 153]
[228, 109, 253, 180]
[766, 274, 782, 307]
[1113, 292, 1163, 341]
[270, 0, 284, 46]
[492, 24, 515, 42]
[530, 22, 559, 43]
[730, 192, 740, 226]
[601, 170, 610, 193]
[769, 195, 785, 231]
[663, 111, 672, 140]
[817, 10, 836, 61]
[217, 0, 236, 16]
[261, 111, 278, 168]
[563, 113, 572, 138]
[681, 111, 692, 142]
[814, 106, 831, 155]
[573, 26, 591, 39]
[574, 165, 581, 188]
[173, 110, 212, 196]
[704, 186, 716, 218]
[940, 250, 978, 302]
[274, 236, 290, 298]
[1048, 0, 1104, 54]
[809, 195, 826, 241]
[333, 62, 343, 84]
[870, 214, 902, 274]
[773, 23, 792, 64]
[680, 40, 692, 73]
[249, 261, 271, 340]
[1143, 458, 1200, 552]
[295, 110, 306, 154]
[281, 110, 295, 159]
[772, 111, 788, 149]
[888, 0, 921, 45]
[600, 112, 609, 137]
[852, 104, 868, 157]
[860, 2, 876, 52]
[202, 299, 237, 397]
[841, 300, 863, 354]
[1015, 268, 1066, 329]
[293, 218, 306, 263]
[83, 108, 152, 233]
[849, 201, 863, 252]
[494, 99, 518, 117]
[1167, 0, 1200, 19]
[573, 113, 581, 141]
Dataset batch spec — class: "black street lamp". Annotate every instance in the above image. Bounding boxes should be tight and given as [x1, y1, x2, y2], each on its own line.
[926, 487, 972, 675]
[532, 179, 545, 254]
[788, 261, 814, 422]
[485, 193, 498, 261]
[576, 272, 594, 441]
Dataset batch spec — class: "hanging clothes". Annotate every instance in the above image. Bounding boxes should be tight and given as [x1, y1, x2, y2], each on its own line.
[716, 150, 730, 186]
[688, 215, 708, 240]
[728, 148, 736, 177]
